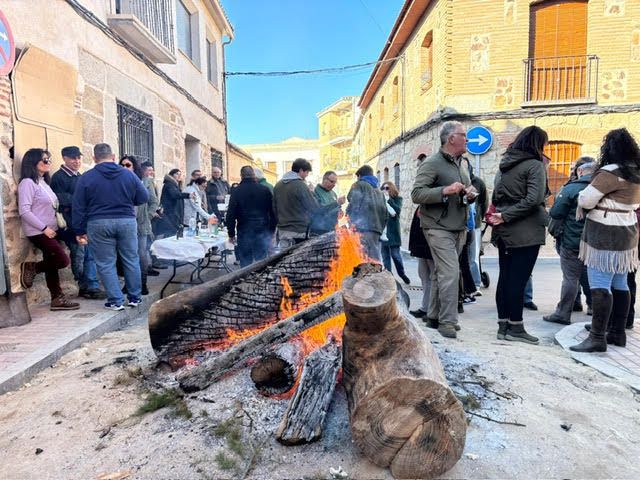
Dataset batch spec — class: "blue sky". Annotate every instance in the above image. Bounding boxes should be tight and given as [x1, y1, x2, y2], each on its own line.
[223, 1, 403, 145]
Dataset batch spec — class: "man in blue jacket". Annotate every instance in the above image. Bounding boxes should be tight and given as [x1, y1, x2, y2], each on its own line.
[72, 143, 149, 311]
[543, 159, 595, 325]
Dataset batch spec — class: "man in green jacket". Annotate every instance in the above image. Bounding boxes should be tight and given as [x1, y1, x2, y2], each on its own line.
[311, 171, 346, 234]
[411, 121, 477, 338]
[273, 158, 327, 247]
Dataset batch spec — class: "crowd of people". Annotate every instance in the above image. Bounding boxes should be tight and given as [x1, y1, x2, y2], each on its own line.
[410, 121, 640, 354]
[16, 123, 640, 356]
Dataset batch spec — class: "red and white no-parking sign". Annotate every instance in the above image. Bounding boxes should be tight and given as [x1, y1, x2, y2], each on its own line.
[0, 9, 15, 76]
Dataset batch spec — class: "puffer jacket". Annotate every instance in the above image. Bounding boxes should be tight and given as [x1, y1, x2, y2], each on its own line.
[549, 175, 591, 252]
[491, 148, 548, 248]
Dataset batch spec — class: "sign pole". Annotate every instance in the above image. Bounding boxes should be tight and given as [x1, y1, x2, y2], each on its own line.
[475, 154, 480, 178]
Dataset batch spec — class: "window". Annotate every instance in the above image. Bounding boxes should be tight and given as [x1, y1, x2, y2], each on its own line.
[383, 167, 389, 182]
[177, 1, 192, 58]
[211, 148, 223, 172]
[367, 114, 372, 137]
[376, 170, 381, 183]
[394, 163, 400, 189]
[207, 39, 218, 86]
[117, 101, 154, 165]
[421, 31, 433, 89]
[528, 1, 589, 102]
[544, 141, 582, 203]
[379, 96, 385, 130]
[392, 76, 399, 116]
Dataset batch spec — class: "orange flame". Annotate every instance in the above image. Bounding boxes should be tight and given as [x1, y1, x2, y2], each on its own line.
[192, 223, 369, 394]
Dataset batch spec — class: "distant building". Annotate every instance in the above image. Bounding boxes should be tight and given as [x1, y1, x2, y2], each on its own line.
[0, 0, 233, 304]
[316, 96, 359, 194]
[239, 137, 321, 184]
[354, 0, 640, 239]
[227, 142, 277, 185]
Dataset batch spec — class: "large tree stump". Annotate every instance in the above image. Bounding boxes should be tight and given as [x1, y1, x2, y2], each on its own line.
[276, 336, 342, 445]
[342, 263, 466, 479]
[250, 342, 303, 396]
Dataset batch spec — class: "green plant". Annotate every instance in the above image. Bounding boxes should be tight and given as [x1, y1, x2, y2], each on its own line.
[215, 451, 237, 471]
[135, 389, 192, 419]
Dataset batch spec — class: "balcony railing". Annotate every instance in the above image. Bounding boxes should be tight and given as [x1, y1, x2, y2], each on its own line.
[111, 0, 176, 63]
[523, 55, 598, 106]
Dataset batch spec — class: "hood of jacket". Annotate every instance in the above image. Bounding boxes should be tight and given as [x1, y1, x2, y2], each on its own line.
[360, 175, 379, 188]
[95, 162, 128, 180]
[163, 174, 179, 186]
[499, 148, 540, 173]
[281, 171, 303, 183]
[572, 174, 592, 185]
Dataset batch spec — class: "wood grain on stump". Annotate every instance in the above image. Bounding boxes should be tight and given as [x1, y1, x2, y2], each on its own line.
[342, 263, 466, 479]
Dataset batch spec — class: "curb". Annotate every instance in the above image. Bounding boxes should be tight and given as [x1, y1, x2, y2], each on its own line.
[555, 322, 640, 393]
[0, 291, 160, 396]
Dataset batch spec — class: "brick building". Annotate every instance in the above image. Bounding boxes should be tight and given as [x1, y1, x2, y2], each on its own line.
[353, 0, 640, 244]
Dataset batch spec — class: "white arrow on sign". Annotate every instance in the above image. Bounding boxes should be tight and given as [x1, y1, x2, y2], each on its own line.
[468, 134, 489, 146]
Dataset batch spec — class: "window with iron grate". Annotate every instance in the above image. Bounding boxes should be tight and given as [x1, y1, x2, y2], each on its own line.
[117, 102, 154, 165]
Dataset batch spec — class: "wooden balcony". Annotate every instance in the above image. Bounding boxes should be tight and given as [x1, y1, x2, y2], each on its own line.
[523, 55, 598, 106]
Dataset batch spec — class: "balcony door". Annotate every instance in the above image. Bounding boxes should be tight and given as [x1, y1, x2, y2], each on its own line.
[529, 1, 588, 102]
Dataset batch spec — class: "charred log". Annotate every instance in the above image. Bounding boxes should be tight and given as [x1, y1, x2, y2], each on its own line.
[148, 233, 338, 367]
[341, 263, 466, 480]
[276, 336, 342, 446]
[177, 293, 344, 392]
[250, 342, 303, 397]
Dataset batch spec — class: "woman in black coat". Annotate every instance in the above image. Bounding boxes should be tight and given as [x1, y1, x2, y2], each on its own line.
[158, 168, 191, 237]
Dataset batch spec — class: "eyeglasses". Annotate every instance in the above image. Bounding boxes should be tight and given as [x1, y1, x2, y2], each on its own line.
[122, 162, 133, 168]
[381, 186, 390, 191]
[41, 159, 51, 165]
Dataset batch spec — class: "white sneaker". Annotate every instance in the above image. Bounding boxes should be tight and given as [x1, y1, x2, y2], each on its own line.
[104, 302, 125, 311]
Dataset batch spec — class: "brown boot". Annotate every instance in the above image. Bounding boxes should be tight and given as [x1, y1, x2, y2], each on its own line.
[50, 294, 80, 311]
[20, 262, 37, 289]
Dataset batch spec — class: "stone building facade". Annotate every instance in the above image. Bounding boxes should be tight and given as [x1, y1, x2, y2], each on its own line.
[0, 0, 233, 306]
[353, 0, 640, 245]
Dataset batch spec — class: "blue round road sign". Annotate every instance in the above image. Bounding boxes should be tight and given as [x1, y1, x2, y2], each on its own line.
[0, 10, 15, 76]
[466, 125, 493, 156]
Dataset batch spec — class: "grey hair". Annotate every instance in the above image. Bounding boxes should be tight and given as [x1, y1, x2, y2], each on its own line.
[254, 167, 265, 180]
[93, 143, 113, 160]
[577, 162, 596, 175]
[240, 165, 255, 179]
[440, 121, 463, 145]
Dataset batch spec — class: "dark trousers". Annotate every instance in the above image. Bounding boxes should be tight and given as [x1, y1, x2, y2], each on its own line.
[236, 229, 271, 267]
[495, 239, 540, 323]
[459, 234, 477, 295]
[27, 234, 70, 299]
[575, 265, 592, 307]
[381, 245, 406, 276]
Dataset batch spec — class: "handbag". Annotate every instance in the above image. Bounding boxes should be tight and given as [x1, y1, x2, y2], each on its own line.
[53, 199, 67, 230]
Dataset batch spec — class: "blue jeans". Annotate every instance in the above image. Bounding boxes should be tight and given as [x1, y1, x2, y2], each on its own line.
[66, 240, 100, 291]
[87, 218, 141, 305]
[381, 245, 406, 276]
[587, 267, 629, 292]
[524, 276, 533, 303]
[236, 229, 272, 267]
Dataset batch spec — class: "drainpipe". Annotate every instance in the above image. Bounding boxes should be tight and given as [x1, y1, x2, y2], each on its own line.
[222, 35, 233, 176]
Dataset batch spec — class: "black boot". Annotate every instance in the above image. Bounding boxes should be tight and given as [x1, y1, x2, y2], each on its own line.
[607, 289, 629, 347]
[141, 273, 149, 296]
[505, 322, 539, 345]
[571, 289, 611, 353]
[497, 321, 508, 340]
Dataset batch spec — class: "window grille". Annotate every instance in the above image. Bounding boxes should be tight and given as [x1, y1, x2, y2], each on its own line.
[116, 0, 175, 54]
[117, 102, 154, 165]
[211, 148, 223, 172]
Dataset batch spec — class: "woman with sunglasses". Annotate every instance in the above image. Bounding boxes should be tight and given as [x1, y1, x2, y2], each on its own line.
[18, 148, 80, 310]
[380, 181, 411, 284]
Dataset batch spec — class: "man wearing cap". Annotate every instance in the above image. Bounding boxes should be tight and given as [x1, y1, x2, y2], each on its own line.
[51, 146, 105, 300]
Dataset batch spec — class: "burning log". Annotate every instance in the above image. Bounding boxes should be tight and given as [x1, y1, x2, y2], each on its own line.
[250, 342, 303, 396]
[276, 336, 342, 445]
[341, 263, 466, 480]
[148, 233, 339, 367]
[177, 293, 344, 392]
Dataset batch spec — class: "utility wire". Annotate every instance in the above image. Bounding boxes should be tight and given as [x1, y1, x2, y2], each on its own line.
[225, 55, 402, 77]
[357, 0, 388, 38]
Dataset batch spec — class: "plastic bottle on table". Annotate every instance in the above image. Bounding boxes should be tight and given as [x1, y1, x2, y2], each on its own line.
[209, 215, 219, 235]
[188, 216, 196, 237]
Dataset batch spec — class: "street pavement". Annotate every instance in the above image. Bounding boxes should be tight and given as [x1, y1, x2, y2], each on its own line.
[1, 253, 639, 396]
